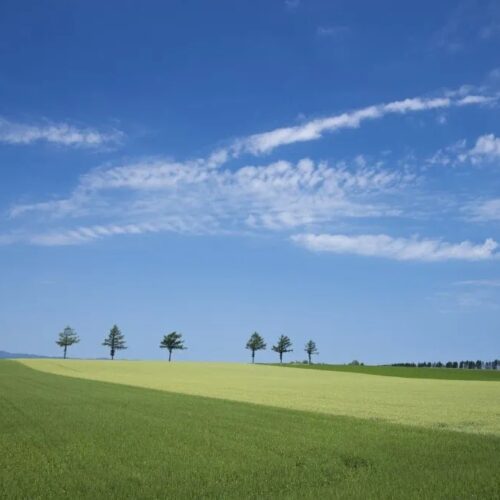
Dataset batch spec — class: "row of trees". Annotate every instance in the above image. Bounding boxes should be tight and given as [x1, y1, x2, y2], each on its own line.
[245, 333, 318, 364]
[56, 327, 319, 363]
[57, 326, 186, 361]
[392, 360, 500, 370]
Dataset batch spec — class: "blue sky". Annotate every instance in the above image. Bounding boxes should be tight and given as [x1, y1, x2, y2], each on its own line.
[1, 0, 500, 363]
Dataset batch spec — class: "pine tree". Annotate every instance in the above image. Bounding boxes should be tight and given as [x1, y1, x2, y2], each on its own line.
[304, 340, 319, 365]
[159, 331, 186, 362]
[102, 325, 127, 360]
[245, 332, 266, 363]
[272, 335, 293, 364]
[56, 326, 80, 359]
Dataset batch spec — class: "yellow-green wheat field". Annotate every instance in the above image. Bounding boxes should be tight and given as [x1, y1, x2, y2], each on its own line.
[20, 359, 500, 435]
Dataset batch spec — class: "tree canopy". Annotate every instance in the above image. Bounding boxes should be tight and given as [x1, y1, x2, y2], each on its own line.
[272, 335, 293, 363]
[102, 325, 127, 360]
[56, 326, 80, 359]
[246, 332, 266, 363]
[304, 340, 319, 364]
[160, 331, 186, 361]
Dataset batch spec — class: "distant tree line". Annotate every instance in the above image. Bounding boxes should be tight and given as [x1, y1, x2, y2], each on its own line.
[55, 327, 320, 364]
[391, 360, 500, 370]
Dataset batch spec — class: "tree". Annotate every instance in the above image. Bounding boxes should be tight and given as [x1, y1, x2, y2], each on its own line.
[159, 331, 186, 362]
[56, 326, 80, 359]
[102, 325, 127, 360]
[304, 340, 318, 365]
[272, 335, 293, 364]
[246, 332, 266, 363]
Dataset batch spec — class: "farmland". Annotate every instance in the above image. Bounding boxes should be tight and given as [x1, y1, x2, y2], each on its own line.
[278, 362, 500, 381]
[19, 358, 500, 434]
[2, 359, 500, 498]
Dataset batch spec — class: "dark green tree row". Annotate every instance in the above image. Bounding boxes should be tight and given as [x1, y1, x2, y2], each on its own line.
[56, 327, 319, 364]
[392, 359, 500, 370]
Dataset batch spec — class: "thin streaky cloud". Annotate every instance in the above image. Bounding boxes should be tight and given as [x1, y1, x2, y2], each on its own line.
[231, 92, 496, 156]
[28, 217, 219, 246]
[466, 198, 500, 221]
[0, 117, 124, 148]
[454, 279, 500, 287]
[292, 233, 498, 262]
[5, 82, 499, 255]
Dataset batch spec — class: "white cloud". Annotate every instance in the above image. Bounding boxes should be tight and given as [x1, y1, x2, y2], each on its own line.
[9, 157, 414, 244]
[426, 139, 467, 166]
[6, 84, 498, 251]
[292, 233, 498, 261]
[466, 198, 500, 221]
[456, 95, 497, 105]
[29, 218, 217, 246]
[9, 195, 88, 218]
[469, 134, 500, 161]
[0, 117, 123, 147]
[427, 134, 500, 166]
[232, 93, 494, 156]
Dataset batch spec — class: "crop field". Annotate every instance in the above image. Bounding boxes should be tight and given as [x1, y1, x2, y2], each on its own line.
[2, 360, 500, 498]
[18, 358, 500, 434]
[279, 362, 500, 381]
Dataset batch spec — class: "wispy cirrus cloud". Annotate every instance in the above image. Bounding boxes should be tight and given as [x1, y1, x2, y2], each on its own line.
[427, 133, 500, 167]
[292, 233, 499, 261]
[28, 217, 218, 246]
[4, 81, 499, 256]
[0, 117, 123, 148]
[231, 92, 496, 156]
[465, 198, 500, 221]
[434, 277, 500, 312]
[6, 156, 415, 246]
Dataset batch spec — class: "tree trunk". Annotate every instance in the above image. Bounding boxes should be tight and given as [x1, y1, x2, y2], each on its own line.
[252, 350, 255, 364]
[308, 353, 311, 365]
[111, 349, 115, 360]
[280, 352, 283, 364]
[64, 345, 67, 359]
[168, 350, 172, 362]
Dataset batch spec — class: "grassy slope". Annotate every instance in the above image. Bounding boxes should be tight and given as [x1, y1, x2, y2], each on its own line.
[19, 359, 500, 435]
[2, 360, 500, 499]
[277, 363, 500, 381]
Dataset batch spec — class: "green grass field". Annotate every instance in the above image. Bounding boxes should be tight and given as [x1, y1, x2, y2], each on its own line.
[277, 362, 500, 381]
[2, 360, 500, 498]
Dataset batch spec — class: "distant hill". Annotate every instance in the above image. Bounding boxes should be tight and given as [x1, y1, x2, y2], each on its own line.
[0, 351, 53, 359]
